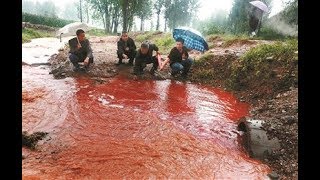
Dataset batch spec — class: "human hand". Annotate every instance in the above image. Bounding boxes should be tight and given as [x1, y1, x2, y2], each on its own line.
[123, 54, 128, 59]
[125, 47, 129, 51]
[84, 57, 89, 65]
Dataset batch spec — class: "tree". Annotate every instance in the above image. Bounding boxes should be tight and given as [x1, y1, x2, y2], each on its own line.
[22, 0, 36, 14]
[136, 0, 152, 31]
[281, 0, 298, 26]
[153, 0, 165, 31]
[61, 2, 79, 21]
[39, 0, 58, 17]
[121, 0, 129, 32]
[164, 0, 200, 31]
[79, 0, 83, 22]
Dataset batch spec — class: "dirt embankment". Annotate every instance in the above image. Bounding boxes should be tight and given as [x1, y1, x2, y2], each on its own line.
[190, 37, 298, 179]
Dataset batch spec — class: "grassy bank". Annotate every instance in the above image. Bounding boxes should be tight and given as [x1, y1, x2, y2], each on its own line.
[191, 39, 298, 99]
[130, 31, 175, 55]
[22, 28, 54, 43]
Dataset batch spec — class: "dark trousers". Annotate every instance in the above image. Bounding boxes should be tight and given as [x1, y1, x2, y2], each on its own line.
[170, 58, 194, 75]
[117, 50, 136, 64]
[69, 53, 93, 68]
[134, 56, 159, 75]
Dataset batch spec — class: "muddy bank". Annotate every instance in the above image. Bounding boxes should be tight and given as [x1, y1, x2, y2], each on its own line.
[190, 39, 298, 179]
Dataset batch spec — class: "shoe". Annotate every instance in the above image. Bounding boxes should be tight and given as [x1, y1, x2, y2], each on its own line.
[73, 67, 80, 72]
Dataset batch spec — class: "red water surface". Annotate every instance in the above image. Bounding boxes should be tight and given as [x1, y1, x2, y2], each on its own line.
[22, 68, 270, 179]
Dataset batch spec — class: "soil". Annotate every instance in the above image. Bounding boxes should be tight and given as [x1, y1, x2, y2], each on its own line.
[37, 34, 298, 179]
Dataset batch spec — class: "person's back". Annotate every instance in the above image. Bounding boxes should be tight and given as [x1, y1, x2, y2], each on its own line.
[133, 41, 160, 75]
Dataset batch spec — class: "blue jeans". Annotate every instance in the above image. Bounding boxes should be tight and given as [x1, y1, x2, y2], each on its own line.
[69, 53, 94, 68]
[170, 58, 193, 75]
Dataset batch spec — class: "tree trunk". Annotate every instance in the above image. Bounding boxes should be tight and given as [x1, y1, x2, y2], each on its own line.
[122, 0, 129, 32]
[79, 0, 83, 22]
[104, 12, 109, 34]
[164, 18, 167, 32]
[156, 11, 160, 31]
[140, 17, 144, 32]
[86, 5, 89, 24]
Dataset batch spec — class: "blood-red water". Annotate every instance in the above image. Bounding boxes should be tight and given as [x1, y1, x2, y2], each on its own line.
[22, 67, 270, 179]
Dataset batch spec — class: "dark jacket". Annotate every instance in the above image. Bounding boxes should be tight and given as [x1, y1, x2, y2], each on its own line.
[135, 44, 159, 61]
[168, 46, 189, 66]
[117, 37, 136, 55]
[69, 37, 93, 59]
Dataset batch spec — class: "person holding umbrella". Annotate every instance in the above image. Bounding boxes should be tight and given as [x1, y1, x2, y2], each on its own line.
[248, 0, 269, 37]
[133, 41, 161, 76]
[116, 31, 137, 66]
[68, 29, 94, 72]
[160, 37, 193, 78]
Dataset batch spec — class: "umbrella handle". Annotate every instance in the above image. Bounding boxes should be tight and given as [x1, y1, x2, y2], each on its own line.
[76, 36, 81, 47]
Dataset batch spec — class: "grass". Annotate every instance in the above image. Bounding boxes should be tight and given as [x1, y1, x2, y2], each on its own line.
[227, 39, 298, 91]
[86, 29, 108, 37]
[22, 28, 54, 43]
[132, 31, 175, 55]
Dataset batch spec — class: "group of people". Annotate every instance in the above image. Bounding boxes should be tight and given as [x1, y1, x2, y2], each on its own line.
[68, 30, 193, 78]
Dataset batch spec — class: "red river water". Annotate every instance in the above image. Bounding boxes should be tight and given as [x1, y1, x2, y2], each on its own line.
[22, 38, 270, 179]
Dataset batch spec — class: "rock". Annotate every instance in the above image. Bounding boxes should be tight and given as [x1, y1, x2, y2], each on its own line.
[268, 171, 280, 180]
[266, 56, 274, 61]
[225, 50, 230, 53]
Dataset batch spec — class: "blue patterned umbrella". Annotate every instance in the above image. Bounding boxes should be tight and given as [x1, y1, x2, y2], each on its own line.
[173, 27, 209, 52]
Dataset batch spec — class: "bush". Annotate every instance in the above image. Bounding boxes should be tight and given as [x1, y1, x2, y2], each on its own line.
[22, 28, 53, 43]
[22, 12, 74, 28]
[86, 29, 107, 37]
[257, 27, 290, 40]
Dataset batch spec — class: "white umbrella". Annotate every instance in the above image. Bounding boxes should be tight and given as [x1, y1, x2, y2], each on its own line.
[249, 1, 269, 13]
[56, 22, 93, 38]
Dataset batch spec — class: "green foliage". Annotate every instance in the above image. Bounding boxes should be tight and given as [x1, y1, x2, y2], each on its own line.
[257, 27, 291, 40]
[154, 33, 175, 54]
[86, 29, 107, 37]
[135, 31, 154, 42]
[22, 28, 53, 43]
[22, 12, 74, 28]
[281, 0, 298, 26]
[195, 10, 229, 36]
[165, 0, 200, 30]
[22, 0, 58, 17]
[227, 39, 298, 91]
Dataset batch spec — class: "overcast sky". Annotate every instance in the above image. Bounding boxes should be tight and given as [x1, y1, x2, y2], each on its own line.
[27, 0, 288, 19]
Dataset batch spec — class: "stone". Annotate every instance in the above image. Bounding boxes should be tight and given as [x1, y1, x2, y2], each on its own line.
[268, 171, 280, 180]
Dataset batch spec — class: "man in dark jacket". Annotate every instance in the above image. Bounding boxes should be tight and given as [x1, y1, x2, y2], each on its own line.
[161, 37, 193, 78]
[68, 29, 94, 72]
[116, 31, 137, 66]
[249, 6, 263, 37]
[133, 41, 161, 75]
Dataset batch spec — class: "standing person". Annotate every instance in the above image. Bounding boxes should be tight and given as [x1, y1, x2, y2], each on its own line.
[116, 31, 137, 66]
[160, 38, 193, 78]
[68, 29, 94, 72]
[133, 41, 161, 75]
[249, 6, 263, 37]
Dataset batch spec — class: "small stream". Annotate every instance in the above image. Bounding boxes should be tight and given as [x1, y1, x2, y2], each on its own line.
[22, 37, 270, 179]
